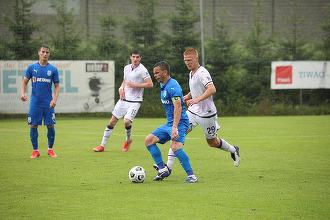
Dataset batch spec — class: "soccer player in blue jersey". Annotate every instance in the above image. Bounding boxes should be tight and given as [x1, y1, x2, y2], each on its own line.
[154, 48, 240, 177]
[20, 45, 60, 159]
[144, 61, 198, 183]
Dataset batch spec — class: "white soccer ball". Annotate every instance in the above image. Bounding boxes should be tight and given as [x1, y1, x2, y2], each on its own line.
[128, 166, 146, 183]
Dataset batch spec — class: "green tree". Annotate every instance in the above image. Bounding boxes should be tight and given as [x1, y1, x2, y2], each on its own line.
[97, 16, 121, 59]
[308, 5, 330, 105]
[96, 0, 125, 60]
[123, 0, 167, 116]
[162, 0, 201, 92]
[165, 0, 200, 91]
[97, 13, 128, 100]
[205, 22, 245, 113]
[125, 0, 158, 49]
[206, 23, 235, 74]
[275, 1, 322, 106]
[240, 0, 276, 104]
[277, 0, 311, 60]
[50, 0, 81, 59]
[6, 0, 38, 59]
[0, 37, 15, 59]
[124, 0, 165, 68]
[319, 5, 330, 60]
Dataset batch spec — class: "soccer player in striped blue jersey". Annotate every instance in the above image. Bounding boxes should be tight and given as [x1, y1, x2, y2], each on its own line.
[145, 61, 197, 183]
[20, 45, 60, 159]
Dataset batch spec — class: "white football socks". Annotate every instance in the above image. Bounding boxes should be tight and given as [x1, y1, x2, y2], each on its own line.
[166, 148, 176, 170]
[219, 138, 236, 153]
[165, 138, 237, 170]
[101, 127, 113, 147]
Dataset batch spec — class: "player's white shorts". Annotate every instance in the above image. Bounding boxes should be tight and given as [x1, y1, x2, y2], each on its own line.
[112, 100, 141, 121]
[186, 111, 220, 139]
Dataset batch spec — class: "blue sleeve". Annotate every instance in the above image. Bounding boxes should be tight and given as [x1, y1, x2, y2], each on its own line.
[167, 81, 182, 98]
[24, 64, 32, 79]
[53, 67, 59, 84]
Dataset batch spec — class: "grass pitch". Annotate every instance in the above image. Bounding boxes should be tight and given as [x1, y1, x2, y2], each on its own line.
[0, 115, 329, 219]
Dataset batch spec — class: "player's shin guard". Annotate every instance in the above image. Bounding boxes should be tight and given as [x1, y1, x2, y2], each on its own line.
[30, 127, 38, 150]
[174, 148, 193, 176]
[47, 126, 55, 149]
[147, 144, 165, 169]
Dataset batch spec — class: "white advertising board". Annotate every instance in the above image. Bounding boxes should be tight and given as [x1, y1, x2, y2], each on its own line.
[271, 61, 330, 89]
[0, 60, 115, 113]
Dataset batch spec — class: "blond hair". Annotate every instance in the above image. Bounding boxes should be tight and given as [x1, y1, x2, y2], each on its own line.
[183, 47, 199, 57]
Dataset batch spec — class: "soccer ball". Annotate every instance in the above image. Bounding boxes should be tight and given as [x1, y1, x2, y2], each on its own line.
[128, 166, 146, 183]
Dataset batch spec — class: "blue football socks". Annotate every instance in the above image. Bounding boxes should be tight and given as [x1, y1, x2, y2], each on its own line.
[147, 144, 165, 169]
[30, 127, 38, 150]
[47, 127, 55, 149]
[174, 148, 194, 176]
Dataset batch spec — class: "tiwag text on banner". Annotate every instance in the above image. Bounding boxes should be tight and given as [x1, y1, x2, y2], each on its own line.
[0, 60, 115, 113]
[271, 61, 330, 89]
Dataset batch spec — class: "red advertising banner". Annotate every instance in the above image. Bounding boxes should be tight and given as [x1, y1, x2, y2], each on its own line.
[275, 66, 292, 84]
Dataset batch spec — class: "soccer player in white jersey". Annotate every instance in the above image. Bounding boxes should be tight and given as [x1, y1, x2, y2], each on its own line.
[158, 48, 240, 173]
[93, 50, 153, 152]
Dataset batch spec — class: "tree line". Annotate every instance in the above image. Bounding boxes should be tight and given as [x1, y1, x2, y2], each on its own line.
[1, 0, 329, 116]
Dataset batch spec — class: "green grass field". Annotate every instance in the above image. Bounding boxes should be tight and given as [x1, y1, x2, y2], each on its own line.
[0, 115, 329, 219]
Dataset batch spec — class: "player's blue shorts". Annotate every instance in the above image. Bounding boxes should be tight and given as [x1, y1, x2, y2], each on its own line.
[152, 120, 189, 144]
[28, 105, 56, 126]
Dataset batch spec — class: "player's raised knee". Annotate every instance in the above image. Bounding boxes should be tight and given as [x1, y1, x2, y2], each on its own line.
[144, 134, 154, 146]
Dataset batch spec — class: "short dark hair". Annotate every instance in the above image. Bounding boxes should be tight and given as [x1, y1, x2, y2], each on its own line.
[153, 61, 170, 74]
[130, 49, 142, 56]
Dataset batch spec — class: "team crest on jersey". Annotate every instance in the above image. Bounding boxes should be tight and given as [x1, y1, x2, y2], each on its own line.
[162, 90, 167, 97]
[47, 70, 52, 76]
